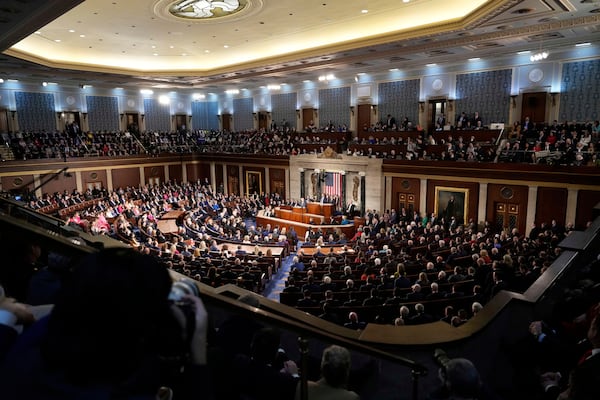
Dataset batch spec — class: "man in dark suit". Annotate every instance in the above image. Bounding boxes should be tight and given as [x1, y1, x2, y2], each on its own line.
[384, 287, 405, 306]
[409, 303, 434, 325]
[385, 114, 396, 131]
[362, 288, 383, 306]
[346, 201, 356, 217]
[406, 284, 425, 302]
[394, 273, 412, 289]
[296, 290, 317, 307]
[539, 314, 600, 400]
[343, 291, 362, 307]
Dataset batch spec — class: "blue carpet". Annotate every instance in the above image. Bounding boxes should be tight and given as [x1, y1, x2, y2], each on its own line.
[263, 251, 294, 301]
[245, 217, 294, 302]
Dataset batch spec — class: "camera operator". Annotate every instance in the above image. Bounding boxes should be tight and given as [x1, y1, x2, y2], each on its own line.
[428, 349, 501, 400]
[0, 248, 211, 400]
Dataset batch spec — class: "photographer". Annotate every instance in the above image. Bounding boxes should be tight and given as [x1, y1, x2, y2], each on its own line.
[0, 248, 211, 400]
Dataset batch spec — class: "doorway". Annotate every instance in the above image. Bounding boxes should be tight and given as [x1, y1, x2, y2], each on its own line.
[398, 193, 416, 216]
[175, 114, 187, 132]
[494, 202, 521, 233]
[428, 99, 447, 132]
[357, 104, 371, 139]
[126, 113, 140, 135]
[521, 92, 547, 126]
[222, 114, 232, 131]
[258, 111, 268, 130]
[0, 109, 8, 133]
[302, 108, 314, 132]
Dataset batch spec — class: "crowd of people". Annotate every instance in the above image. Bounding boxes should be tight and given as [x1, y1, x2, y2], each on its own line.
[281, 208, 568, 329]
[2, 117, 598, 166]
[0, 173, 598, 399]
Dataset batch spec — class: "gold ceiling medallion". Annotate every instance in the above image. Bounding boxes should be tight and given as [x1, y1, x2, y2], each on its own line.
[170, 0, 247, 19]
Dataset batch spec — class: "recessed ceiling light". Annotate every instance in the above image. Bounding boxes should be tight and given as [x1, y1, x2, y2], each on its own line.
[575, 42, 591, 47]
[357, 72, 365, 75]
[34, 31, 41, 35]
[469, 57, 481, 61]
[68, 29, 75, 33]
[181, 53, 187, 56]
[403, 0, 410, 3]
[205, 50, 210, 53]
[79, 34, 85, 38]
[517, 50, 531, 55]
[303, 80, 311, 83]
[361, 9, 368, 14]
[389, 68, 399, 71]
[54, 39, 61, 42]
[169, 45, 174, 49]
[426, 63, 437, 67]
[140, 89, 153, 94]
[153, 53, 158, 56]
[151, 45, 156, 49]
[223, 45, 229, 48]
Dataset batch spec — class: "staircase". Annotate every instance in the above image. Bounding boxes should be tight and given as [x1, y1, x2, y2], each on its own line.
[0, 144, 15, 161]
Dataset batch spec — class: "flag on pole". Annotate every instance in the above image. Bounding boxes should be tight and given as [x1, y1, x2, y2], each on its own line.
[323, 172, 342, 197]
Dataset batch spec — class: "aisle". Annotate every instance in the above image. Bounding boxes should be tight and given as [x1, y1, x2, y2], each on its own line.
[262, 250, 295, 301]
[245, 217, 294, 302]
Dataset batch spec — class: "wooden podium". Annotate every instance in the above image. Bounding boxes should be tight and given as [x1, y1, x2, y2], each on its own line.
[306, 202, 334, 218]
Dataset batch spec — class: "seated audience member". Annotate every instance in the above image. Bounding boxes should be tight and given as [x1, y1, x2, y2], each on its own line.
[427, 282, 445, 300]
[319, 302, 341, 325]
[320, 290, 341, 308]
[0, 248, 210, 400]
[295, 345, 359, 400]
[384, 287, 405, 305]
[362, 288, 383, 306]
[344, 312, 366, 330]
[471, 302, 483, 317]
[284, 277, 301, 293]
[428, 355, 500, 400]
[291, 256, 305, 272]
[343, 291, 362, 307]
[539, 313, 600, 400]
[441, 306, 456, 324]
[409, 303, 434, 325]
[233, 327, 299, 400]
[406, 283, 425, 301]
[297, 290, 318, 308]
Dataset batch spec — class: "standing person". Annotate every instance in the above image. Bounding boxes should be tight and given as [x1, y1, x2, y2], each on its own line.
[295, 345, 359, 400]
[386, 114, 396, 131]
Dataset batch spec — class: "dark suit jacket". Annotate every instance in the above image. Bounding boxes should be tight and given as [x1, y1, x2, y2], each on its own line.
[571, 352, 600, 400]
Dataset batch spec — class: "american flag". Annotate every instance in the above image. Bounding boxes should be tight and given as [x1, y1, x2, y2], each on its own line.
[323, 172, 342, 197]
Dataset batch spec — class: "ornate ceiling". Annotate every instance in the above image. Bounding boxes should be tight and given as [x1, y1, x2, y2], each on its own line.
[0, 0, 599, 90]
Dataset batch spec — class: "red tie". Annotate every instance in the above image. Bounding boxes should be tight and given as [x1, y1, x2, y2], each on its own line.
[578, 349, 593, 365]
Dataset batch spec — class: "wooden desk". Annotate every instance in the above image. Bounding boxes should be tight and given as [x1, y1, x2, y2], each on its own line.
[275, 207, 333, 224]
[306, 202, 335, 218]
[157, 219, 179, 234]
[161, 210, 185, 220]
[256, 211, 354, 238]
